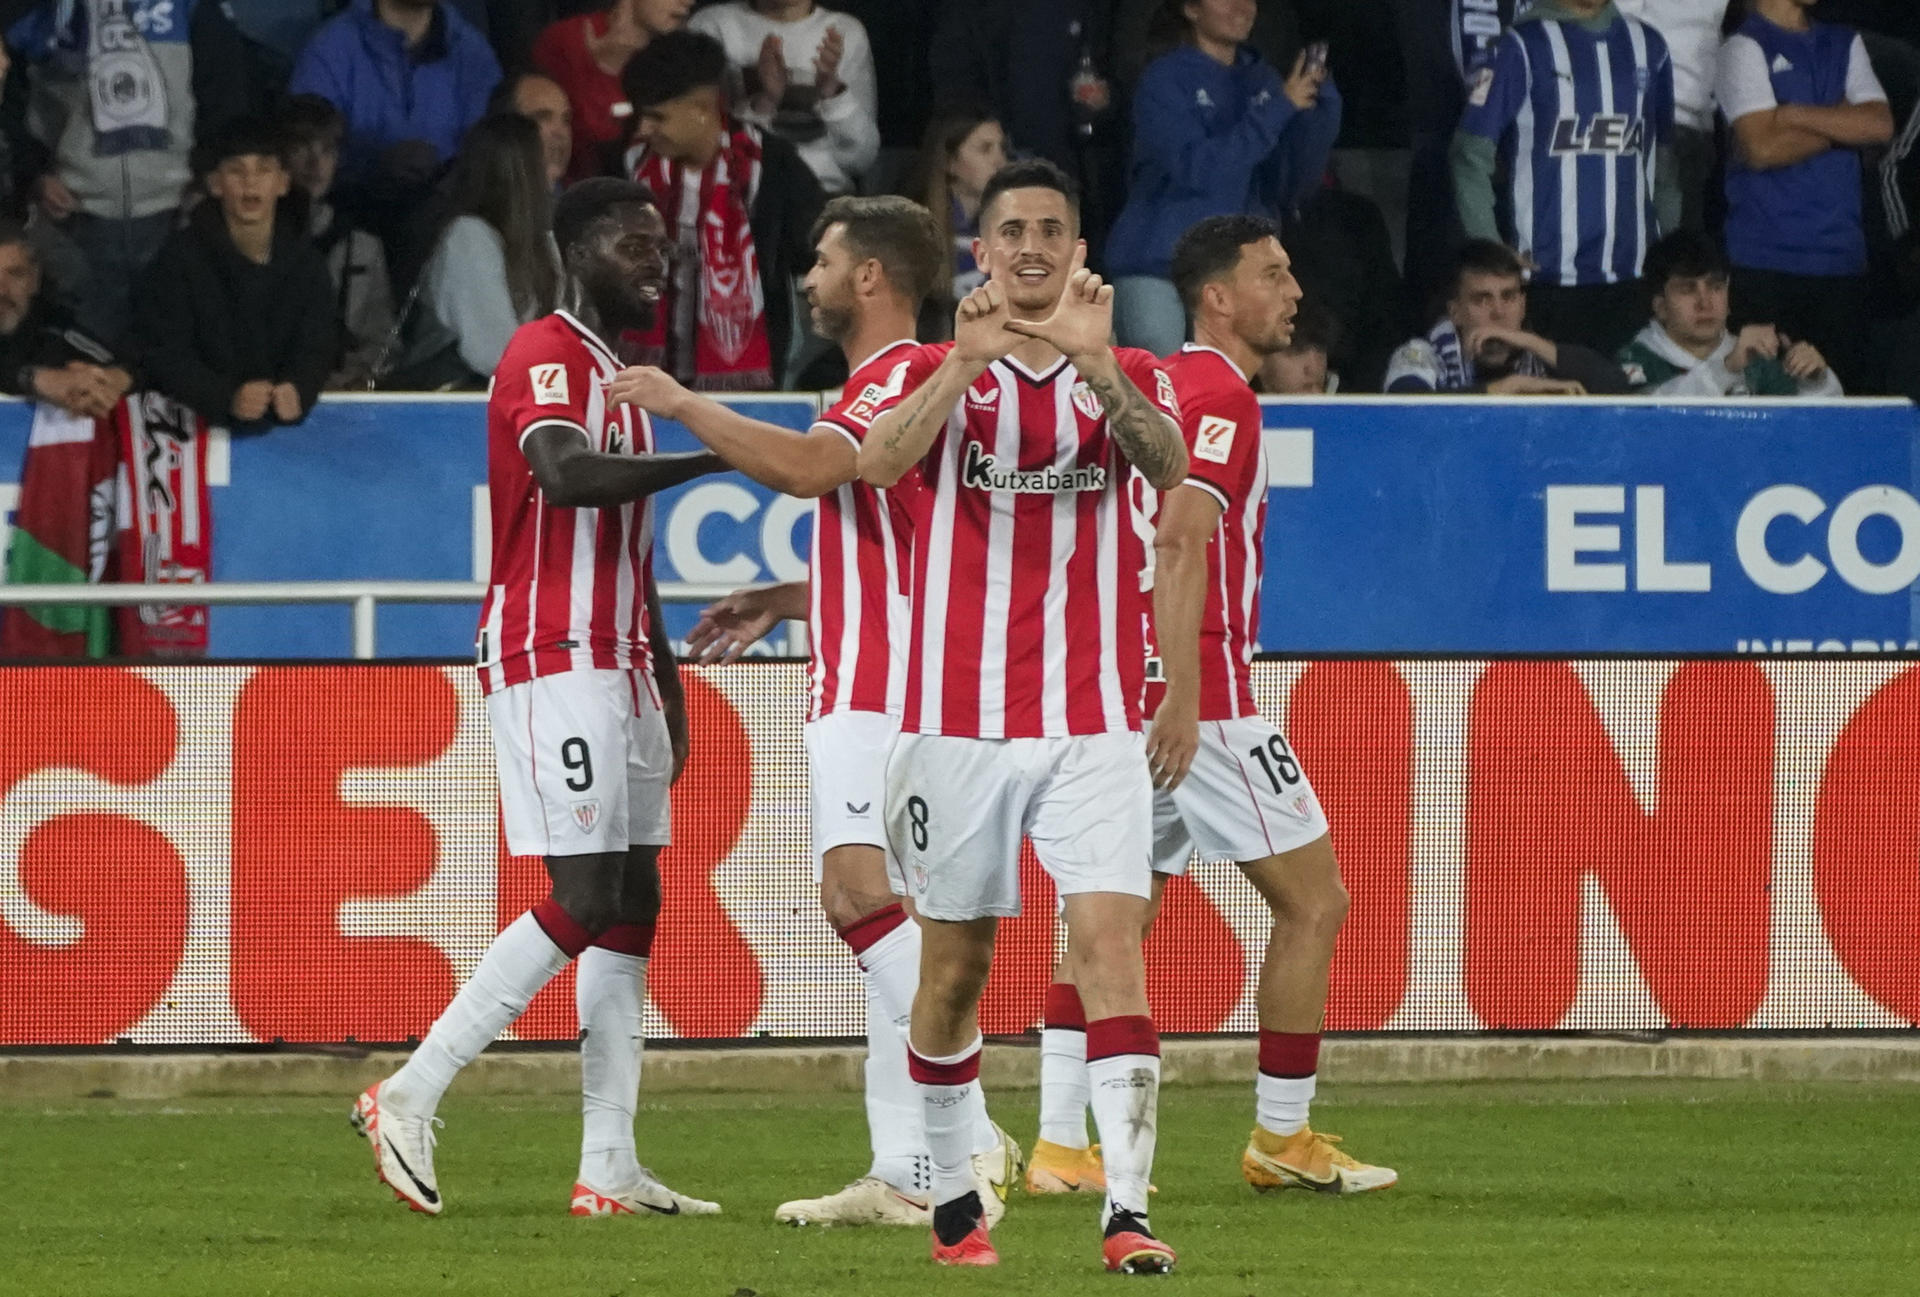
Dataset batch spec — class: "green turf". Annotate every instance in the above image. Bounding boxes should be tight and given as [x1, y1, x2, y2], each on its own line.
[4, 1079, 1917, 1296]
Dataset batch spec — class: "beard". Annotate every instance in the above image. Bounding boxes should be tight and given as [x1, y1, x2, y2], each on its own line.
[811, 300, 854, 345]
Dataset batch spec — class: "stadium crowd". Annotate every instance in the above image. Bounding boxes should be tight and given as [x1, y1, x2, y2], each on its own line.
[0, 0, 1915, 418]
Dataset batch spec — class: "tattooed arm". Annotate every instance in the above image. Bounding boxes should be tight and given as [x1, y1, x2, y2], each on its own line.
[855, 349, 980, 488]
[1076, 350, 1188, 489]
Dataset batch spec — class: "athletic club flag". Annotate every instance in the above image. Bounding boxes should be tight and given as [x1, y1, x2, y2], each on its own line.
[0, 404, 117, 658]
[114, 393, 212, 658]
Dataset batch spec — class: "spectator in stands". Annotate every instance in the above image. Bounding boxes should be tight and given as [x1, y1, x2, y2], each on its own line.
[1386, 239, 1633, 394]
[1619, 228, 1842, 395]
[1619, 0, 1733, 232]
[130, 118, 336, 429]
[1259, 297, 1337, 394]
[622, 31, 824, 390]
[290, 0, 501, 189]
[1718, 0, 1893, 393]
[532, 0, 690, 185]
[690, 1, 880, 195]
[401, 114, 561, 389]
[1453, 0, 1680, 355]
[4, 0, 252, 347]
[281, 95, 395, 390]
[492, 72, 575, 190]
[900, 107, 1009, 323]
[1105, 0, 1342, 356]
[0, 221, 132, 417]
[1284, 174, 1412, 392]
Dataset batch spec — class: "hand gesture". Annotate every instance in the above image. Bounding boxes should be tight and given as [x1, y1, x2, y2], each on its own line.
[270, 382, 303, 422]
[1728, 324, 1780, 372]
[1002, 242, 1112, 361]
[953, 279, 1021, 366]
[815, 25, 846, 100]
[1486, 374, 1585, 396]
[755, 34, 789, 113]
[231, 379, 274, 422]
[1145, 688, 1200, 791]
[1282, 52, 1320, 111]
[610, 365, 692, 419]
[1781, 337, 1828, 382]
[685, 587, 786, 663]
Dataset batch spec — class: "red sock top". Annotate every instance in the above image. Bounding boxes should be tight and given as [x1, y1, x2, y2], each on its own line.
[907, 1043, 981, 1086]
[1043, 983, 1086, 1031]
[1086, 1015, 1160, 1062]
[531, 898, 590, 959]
[836, 902, 908, 957]
[592, 922, 656, 958]
[1258, 1030, 1321, 1079]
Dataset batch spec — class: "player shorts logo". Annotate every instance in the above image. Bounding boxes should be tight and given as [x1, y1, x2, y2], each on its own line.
[1282, 794, 1316, 824]
[571, 799, 602, 833]
[961, 440, 1107, 494]
[531, 363, 570, 405]
[1195, 415, 1237, 465]
[1071, 381, 1104, 420]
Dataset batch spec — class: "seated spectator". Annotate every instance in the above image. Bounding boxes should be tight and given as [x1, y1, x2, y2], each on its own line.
[0, 221, 132, 418]
[1718, 0, 1894, 393]
[400, 114, 561, 389]
[532, 0, 689, 185]
[1259, 298, 1337, 394]
[130, 119, 336, 429]
[5, 0, 252, 347]
[290, 0, 501, 190]
[1105, 0, 1342, 355]
[900, 107, 1009, 324]
[1619, 229, 1842, 395]
[622, 31, 824, 389]
[492, 72, 575, 190]
[281, 95, 395, 390]
[689, 0, 880, 194]
[1385, 240, 1632, 394]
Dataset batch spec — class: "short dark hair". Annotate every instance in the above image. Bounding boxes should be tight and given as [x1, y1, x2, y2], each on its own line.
[812, 195, 946, 307]
[488, 71, 565, 118]
[205, 115, 286, 169]
[1169, 213, 1283, 313]
[0, 217, 33, 257]
[623, 31, 728, 111]
[278, 94, 344, 150]
[977, 158, 1079, 230]
[554, 176, 659, 258]
[1449, 239, 1527, 299]
[1642, 229, 1731, 298]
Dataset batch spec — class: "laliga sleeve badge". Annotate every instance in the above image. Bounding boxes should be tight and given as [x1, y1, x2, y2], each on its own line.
[531, 363, 570, 405]
[1195, 415, 1237, 465]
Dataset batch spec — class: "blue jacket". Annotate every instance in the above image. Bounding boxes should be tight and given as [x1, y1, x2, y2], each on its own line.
[290, 0, 500, 184]
[1105, 45, 1342, 279]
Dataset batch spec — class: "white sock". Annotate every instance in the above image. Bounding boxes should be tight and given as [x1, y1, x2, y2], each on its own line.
[1086, 1017, 1161, 1222]
[576, 946, 647, 1188]
[385, 912, 573, 1116]
[909, 1037, 983, 1207]
[1256, 1073, 1315, 1136]
[861, 964, 929, 1195]
[1038, 1026, 1091, 1149]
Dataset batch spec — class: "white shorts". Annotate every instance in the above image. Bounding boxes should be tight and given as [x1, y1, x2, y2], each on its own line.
[486, 668, 673, 858]
[886, 731, 1153, 921]
[805, 709, 904, 891]
[1153, 716, 1330, 876]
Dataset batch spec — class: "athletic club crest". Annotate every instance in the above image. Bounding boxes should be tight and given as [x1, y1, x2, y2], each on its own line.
[571, 800, 602, 833]
[1071, 382, 1103, 420]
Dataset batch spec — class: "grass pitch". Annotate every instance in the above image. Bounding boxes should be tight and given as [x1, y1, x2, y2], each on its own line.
[3, 1077, 1917, 1296]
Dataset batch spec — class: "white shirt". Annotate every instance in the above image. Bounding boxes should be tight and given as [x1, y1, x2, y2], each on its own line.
[1616, 0, 1732, 133]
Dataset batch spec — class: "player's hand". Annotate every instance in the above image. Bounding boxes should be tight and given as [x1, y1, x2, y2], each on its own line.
[610, 365, 692, 419]
[1781, 338, 1828, 382]
[685, 587, 785, 663]
[1486, 374, 1585, 396]
[1468, 325, 1554, 366]
[1282, 52, 1320, 111]
[953, 278, 1020, 366]
[754, 33, 788, 115]
[815, 24, 846, 100]
[1002, 242, 1111, 361]
[1728, 324, 1780, 372]
[270, 382, 303, 422]
[231, 379, 274, 421]
[1145, 689, 1201, 792]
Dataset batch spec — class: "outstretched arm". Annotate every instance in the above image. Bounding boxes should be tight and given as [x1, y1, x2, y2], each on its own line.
[610, 366, 857, 498]
[684, 581, 811, 663]
[523, 424, 727, 508]
[859, 280, 1017, 487]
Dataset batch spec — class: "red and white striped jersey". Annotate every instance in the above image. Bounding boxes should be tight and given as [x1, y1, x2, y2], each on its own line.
[1145, 345, 1266, 721]
[808, 338, 920, 719]
[858, 341, 1182, 739]
[476, 310, 657, 695]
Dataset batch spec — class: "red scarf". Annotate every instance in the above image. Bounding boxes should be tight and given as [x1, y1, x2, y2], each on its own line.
[626, 121, 774, 390]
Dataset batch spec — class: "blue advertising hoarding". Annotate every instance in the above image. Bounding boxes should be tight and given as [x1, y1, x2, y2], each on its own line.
[3, 394, 1917, 656]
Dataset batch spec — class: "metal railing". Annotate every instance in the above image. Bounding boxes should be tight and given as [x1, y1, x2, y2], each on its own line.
[0, 580, 806, 659]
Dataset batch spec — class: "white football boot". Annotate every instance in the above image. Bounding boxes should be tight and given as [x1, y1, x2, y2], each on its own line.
[350, 1082, 443, 1215]
[570, 1168, 722, 1217]
[774, 1176, 932, 1227]
[973, 1123, 1023, 1212]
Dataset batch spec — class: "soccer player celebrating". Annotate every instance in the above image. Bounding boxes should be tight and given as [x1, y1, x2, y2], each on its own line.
[607, 195, 1021, 1226]
[350, 178, 728, 1219]
[853, 159, 1188, 1273]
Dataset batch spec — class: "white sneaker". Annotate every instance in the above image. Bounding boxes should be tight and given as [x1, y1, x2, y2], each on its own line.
[570, 1168, 722, 1217]
[973, 1122, 1023, 1205]
[774, 1176, 931, 1227]
[350, 1082, 442, 1215]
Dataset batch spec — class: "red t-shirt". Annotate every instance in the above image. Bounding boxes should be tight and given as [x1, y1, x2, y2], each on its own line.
[532, 13, 633, 183]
